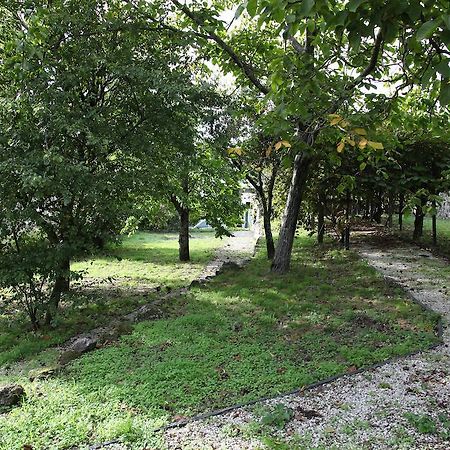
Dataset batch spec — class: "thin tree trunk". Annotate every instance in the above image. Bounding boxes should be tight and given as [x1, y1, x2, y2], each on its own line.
[317, 190, 325, 244]
[386, 192, 394, 228]
[262, 208, 275, 259]
[413, 204, 424, 241]
[271, 153, 312, 274]
[344, 189, 351, 250]
[398, 193, 404, 231]
[44, 276, 66, 325]
[246, 164, 278, 260]
[179, 208, 190, 261]
[61, 256, 70, 292]
[432, 200, 437, 245]
[373, 191, 383, 224]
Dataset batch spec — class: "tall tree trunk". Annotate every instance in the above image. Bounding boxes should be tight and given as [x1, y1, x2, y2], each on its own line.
[170, 175, 190, 262]
[179, 207, 190, 261]
[246, 164, 278, 260]
[413, 203, 424, 241]
[398, 193, 404, 231]
[271, 153, 312, 274]
[44, 276, 66, 326]
[386, 192, 394, 228]
[61, 256, 70, 292]
[344, 189, 351, 250]
[44, 252, 70, 325]
[373, 191, 383, 224]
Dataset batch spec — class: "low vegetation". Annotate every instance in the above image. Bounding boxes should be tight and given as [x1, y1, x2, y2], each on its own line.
[0, 234, 440, 449]
[0, 231, 221, 367]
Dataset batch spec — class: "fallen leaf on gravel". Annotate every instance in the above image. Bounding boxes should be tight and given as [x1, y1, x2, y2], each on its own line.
[172, 415, 188, 422]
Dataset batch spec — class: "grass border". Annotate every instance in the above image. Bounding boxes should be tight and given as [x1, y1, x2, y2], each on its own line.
[155, 272, 445, 433]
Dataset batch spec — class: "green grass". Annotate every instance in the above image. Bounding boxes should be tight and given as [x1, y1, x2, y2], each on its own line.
[0, 231, 221, 367]
[397, 215, 450, 258]
[0, 234, 441, 450]
[72, 230, 223, 288]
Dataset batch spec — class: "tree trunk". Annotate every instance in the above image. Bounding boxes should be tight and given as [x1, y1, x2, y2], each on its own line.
[432, 200, 437, 245]
[413, 204, 424, 241]
[44, 276, 66, 325]
[386, 193, 394, 228]
[262, 208, 275, 259]
[317, 191, 325, 244]
[373, 192, 383, 224]
[344, 189, 351, 250]
[271, 153, 312, 274]
[398, 193, 404, 231]
[179, 208, 190, 261]
[61, 256, 70, 292]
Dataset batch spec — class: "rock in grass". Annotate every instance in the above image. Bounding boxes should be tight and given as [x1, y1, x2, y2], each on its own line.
[217, 261, 241, 275]
[28, 366, 58, 382]
[69, 336, 98, 354]
[58, 349, 82, 366]
[0, 384, 25, 407]
[58, 336, 98, 366]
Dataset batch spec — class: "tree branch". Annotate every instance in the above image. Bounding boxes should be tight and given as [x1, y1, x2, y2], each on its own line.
[346, 30, 384, 91]
[170, 0, 269, 95]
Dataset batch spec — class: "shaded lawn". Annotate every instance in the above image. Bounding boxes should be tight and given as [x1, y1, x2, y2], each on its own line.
[396, 215, 450, 258]
[0, 234, 441, 449]
[0, 231, 221, 367]
[72, 230, 222, 288]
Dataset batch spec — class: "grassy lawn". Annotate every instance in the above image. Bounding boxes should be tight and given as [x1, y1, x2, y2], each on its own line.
[72, 230, 223, 288]
[0, 231, 221, 367]
[396, 215, 450, 258]
[0, 234, 441, 450]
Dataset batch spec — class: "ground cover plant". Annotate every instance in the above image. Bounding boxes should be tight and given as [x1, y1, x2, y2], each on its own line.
[0, 234, 440, 449]
[0, 231, 221, 367]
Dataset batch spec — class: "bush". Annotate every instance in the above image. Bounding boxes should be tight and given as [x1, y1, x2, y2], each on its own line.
[0, 232, 72, 330]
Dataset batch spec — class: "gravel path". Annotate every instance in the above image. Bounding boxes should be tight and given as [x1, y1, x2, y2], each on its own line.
[195, 229, 260, 282]
[163, 234, 450, 449]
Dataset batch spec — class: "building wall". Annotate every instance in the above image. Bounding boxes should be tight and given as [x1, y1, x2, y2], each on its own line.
[438, 194, 450, 219]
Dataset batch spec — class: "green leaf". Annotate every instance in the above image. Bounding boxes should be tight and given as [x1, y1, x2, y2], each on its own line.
[348, 31, 361, 51]
[347, 0, 366, 12]
[416, 19, 441, 41]
[436, 59, 450, 78]
[443, 14, 450, 30]
[383, 21, 399, 43]
[299, 0, 315, 18]
[407, 1, 422, 21]
[234, 4, 246, 20]
[441, 30, 450, 49]
[247, 0, 258, 18]
[440, 80, 450, 106]
[359, 162, 367, 171]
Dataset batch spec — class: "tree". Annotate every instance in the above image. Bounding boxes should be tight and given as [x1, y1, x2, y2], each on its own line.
[0, 0, 205, 325]
[153, 0, 450, 273]
[228, 136, 286, 259]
